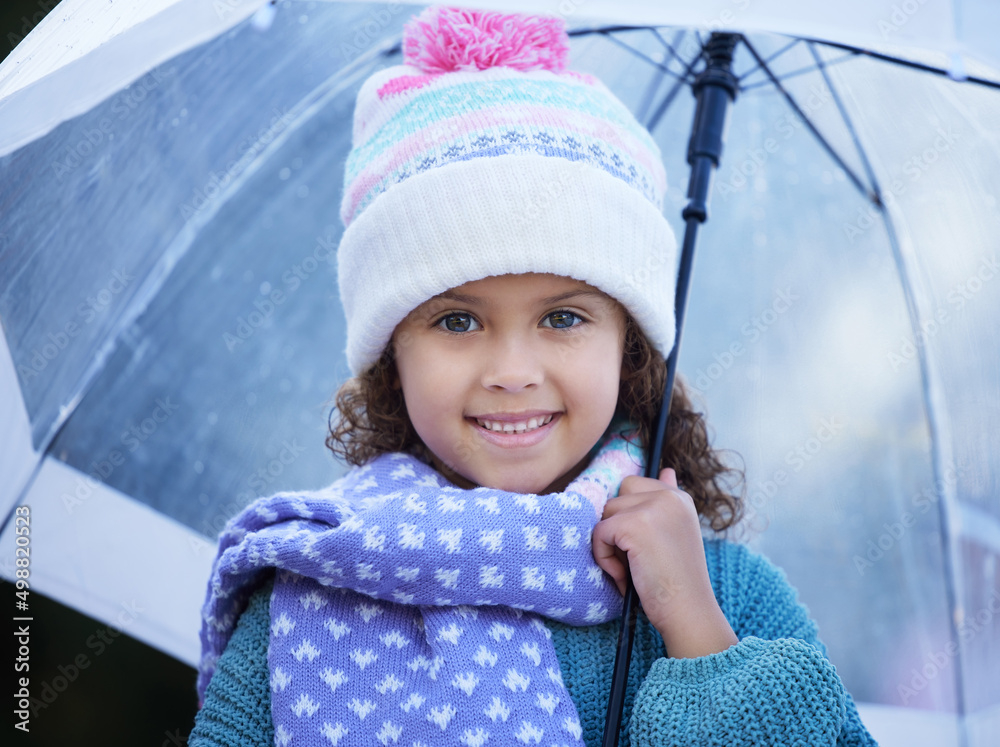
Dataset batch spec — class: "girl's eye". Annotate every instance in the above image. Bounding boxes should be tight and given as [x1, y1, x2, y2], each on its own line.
[436, 313, 481, 333]
[542, 310, 584, 329]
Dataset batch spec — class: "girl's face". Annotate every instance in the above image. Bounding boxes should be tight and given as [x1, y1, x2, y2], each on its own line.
[393, 273, 626, 494]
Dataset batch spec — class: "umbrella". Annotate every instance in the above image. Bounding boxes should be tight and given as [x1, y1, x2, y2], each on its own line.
[2, 1, 999, 744]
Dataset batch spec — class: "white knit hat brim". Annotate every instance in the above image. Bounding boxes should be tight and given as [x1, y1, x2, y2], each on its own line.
[337, 153, 678, 375]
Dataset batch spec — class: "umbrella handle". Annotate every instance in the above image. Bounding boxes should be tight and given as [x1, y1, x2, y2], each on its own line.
[599, 301, 683, 747]
[600, 32, 739, 747]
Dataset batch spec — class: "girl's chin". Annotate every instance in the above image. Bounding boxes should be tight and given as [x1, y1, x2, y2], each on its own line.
[448, 466, 560, 495]
[429, 446, 586, 494]
[475, 468, 575, 495]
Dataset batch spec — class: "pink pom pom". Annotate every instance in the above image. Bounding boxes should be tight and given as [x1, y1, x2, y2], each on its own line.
[403, 6, 569, 74]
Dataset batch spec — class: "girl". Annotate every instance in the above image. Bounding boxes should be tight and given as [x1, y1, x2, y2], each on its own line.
[192, 7, 877, 746]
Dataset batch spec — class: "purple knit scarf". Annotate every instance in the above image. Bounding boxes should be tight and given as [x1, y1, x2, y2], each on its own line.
[198, 425, 644, 746]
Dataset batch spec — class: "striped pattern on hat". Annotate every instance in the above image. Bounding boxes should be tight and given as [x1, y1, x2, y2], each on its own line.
[341, 66, 667, 228]
[336, 7, 678, 375]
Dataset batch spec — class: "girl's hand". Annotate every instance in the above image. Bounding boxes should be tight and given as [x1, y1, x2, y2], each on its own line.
[592, 468, 739, 659]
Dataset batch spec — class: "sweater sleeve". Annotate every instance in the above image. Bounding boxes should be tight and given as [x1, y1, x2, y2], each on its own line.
[628, 540, 878, 746]
[189, 578, 275, 747]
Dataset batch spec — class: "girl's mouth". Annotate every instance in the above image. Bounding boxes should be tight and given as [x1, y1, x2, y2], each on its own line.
[473, 414, 554, 434]
[466, 412, 560, 448]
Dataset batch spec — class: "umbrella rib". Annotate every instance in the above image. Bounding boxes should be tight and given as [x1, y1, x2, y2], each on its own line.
[805, 42, 883, 201]
[30, 37, 400, 459]
[636, 66, 667, 125]
[740, 37, 876, 204]
[809, 39, 971, 740]
[636, 30, 687, 124]
[649, 27, 698, 80]
[596, 29, 692, 83]
[736, 37, 801, 83]
[644, 43, 706, 132]
[802, 37, 1000, 91]
[876, 203, 972, 747]
[739, 51, 857, 91]
[567, 23, 648, 37]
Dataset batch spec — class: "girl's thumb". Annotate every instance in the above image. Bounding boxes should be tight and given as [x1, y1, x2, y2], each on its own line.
[659, 467, 678, 488]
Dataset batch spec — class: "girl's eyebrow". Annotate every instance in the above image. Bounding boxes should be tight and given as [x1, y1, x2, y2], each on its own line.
[434, 290, 481, 305]
[540, 289, 610, 305]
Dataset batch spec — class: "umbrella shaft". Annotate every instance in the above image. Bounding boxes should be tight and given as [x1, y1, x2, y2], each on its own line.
[684, 33, 740, 223]
[602, 32, 739, 747]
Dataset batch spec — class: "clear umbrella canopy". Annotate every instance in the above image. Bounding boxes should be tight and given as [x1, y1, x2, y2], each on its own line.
[1, 2, 999, 745]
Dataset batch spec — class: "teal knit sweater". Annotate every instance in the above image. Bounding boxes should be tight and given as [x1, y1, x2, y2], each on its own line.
[190, 538, 877, 746]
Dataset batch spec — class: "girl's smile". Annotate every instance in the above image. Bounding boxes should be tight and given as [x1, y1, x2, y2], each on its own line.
[392, 273, 626, 495]
[467, 411, 560, 447]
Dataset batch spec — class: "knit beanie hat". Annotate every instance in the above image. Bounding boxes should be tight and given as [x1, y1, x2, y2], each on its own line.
[337, 6, 678, 375]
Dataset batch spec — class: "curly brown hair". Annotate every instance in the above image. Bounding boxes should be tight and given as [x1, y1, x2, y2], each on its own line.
[326, 313, 745, 532]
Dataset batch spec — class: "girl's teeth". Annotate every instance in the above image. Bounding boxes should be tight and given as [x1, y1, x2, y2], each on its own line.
[476, 415, 553, 433]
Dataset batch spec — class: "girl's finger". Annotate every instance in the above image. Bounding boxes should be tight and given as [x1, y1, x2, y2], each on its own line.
[591, 523, 628, 596]
[601, 494, 639, 519]
[659, 467, 678, 488]
[619, 474, 668, 496]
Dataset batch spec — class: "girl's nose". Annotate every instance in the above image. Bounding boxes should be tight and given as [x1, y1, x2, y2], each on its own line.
[480, 335, 545, 392]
